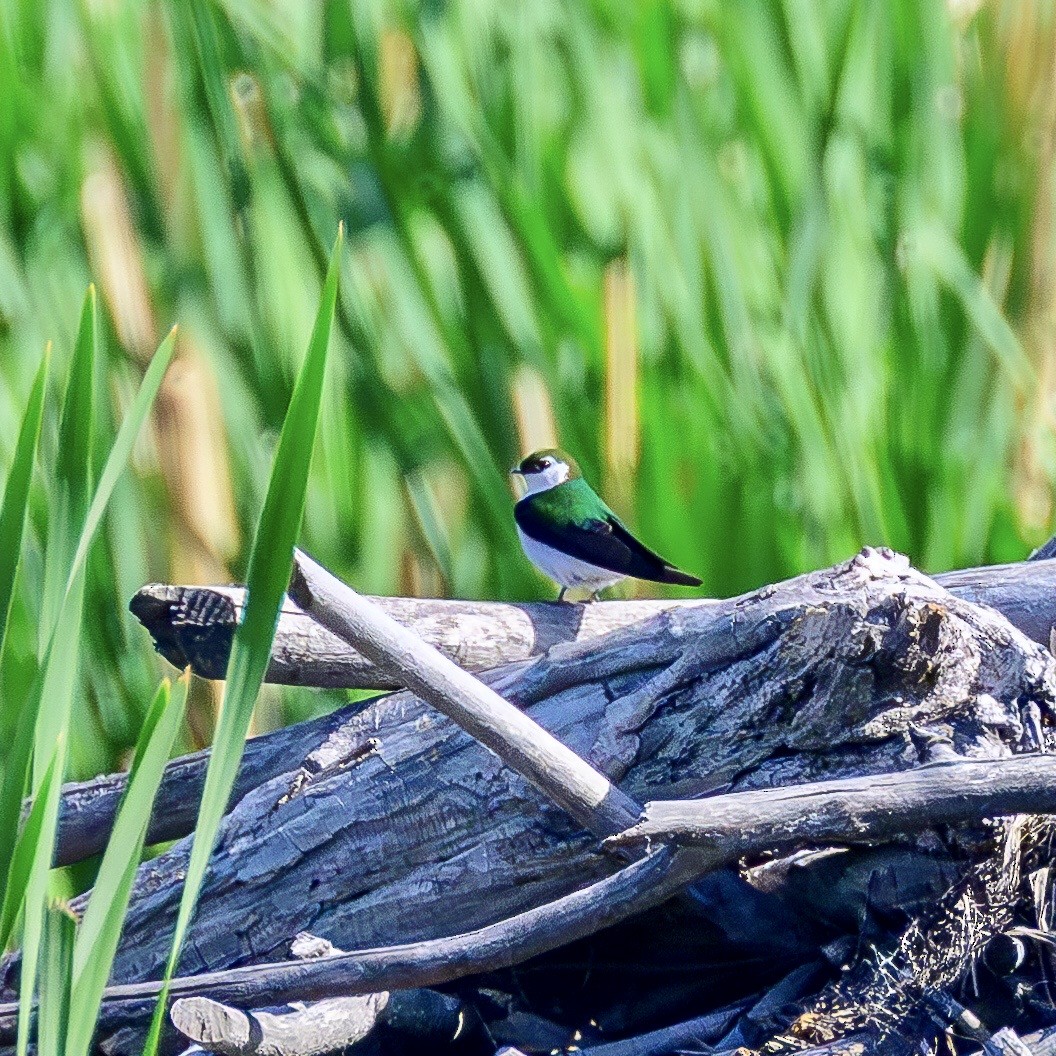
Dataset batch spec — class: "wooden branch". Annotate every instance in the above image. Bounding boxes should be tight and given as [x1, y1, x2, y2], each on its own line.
[51, 706, 347, 867]
[129, 584, 690, 689]
[169, 994, 387, 1056]
[170, 932, 385, 1056]
[168, 933, 466, 1056]
[288, 548, 642, 837]
[129, 555, 1056, 693]
[607, 755, 1056, 852]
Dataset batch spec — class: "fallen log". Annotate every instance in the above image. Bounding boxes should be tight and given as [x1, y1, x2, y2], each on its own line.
[21, 753, 1056, 1041]
[10, 548, 1056, 1054]
[55, 551, 1056, 868]
[127, 585, 692, 689]
[169, 994, 387, 1056]
[128, 557, 1056, 691]
[167, 932, 467, 1056]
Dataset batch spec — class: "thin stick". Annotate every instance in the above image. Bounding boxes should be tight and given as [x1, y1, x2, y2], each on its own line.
[287, 549, 642, 837]
[608, 755, 1056, 851]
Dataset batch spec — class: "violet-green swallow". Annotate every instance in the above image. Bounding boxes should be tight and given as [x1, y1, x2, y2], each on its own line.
[510, 448, 702, 601]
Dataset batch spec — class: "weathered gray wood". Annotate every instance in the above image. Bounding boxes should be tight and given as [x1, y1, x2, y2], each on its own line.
[167, 930, 467, 1056]
[0, 845, 707, 1037]
[129, 584, 692, 689]
[59, 552, 1056, 870]
[169, 994, 387, 1056]
[11, 549, 1056, 1054]
[113, 751, 1056, 1044]
[170, 988, 467, 1056]
[935, 557, 1056, 648]
[288, 549, 641, 837]
[128, 556, 1056, 693]
[61, 553, 1055, 966]
[610, 755, 1056, 850]
[571, 1000, 747, 1056]
[51, 707, 349, 867]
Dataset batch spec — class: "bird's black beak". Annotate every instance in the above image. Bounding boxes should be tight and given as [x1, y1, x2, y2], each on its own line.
[509, 467, 524, 476]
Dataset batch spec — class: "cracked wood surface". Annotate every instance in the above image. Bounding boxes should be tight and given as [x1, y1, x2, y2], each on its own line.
[128, 586, 695, 689]
[59, 554, 1056, 868]
[13, 549, 1056, 1054]
[129, 558, 1056, 691]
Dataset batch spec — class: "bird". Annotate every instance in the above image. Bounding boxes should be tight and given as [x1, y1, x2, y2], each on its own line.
[510, 448, 703, 601]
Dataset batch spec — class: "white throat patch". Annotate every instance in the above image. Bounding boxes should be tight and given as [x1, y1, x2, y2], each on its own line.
[521, 461, 570, 495]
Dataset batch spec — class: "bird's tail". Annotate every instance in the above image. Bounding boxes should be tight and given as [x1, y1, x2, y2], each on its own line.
[656, 565, 703, 587]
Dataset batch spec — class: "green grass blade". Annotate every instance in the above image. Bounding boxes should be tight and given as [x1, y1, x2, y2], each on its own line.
[141, 227, 342, 1056]
[64, 326, 179, 614]
[37, 902, 75, 1056]
[33, 288, 98, 784]
[0, 664, 42, 933]
[0, 752, 59, 951]
[0, 346, 48, 662]
[0, 348, 51, 891]
[55, 287, 97, 521]
[40, 287, 96, 655]
[13, 290, 97, 1055]
[65, 673, 190, 1056]
[18, 323, 177, 1056]
[16, 568, 82, 1056]
[32, 323, 175, 777]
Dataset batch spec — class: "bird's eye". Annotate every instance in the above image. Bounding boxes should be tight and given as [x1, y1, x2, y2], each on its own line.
[541, 458, 552, 468]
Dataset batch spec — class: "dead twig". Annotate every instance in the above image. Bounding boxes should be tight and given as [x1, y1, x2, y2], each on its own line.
[609, 756, 1056, 853]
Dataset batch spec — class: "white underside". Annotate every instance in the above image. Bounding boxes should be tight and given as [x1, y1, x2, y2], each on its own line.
[517, 527, 623, 592]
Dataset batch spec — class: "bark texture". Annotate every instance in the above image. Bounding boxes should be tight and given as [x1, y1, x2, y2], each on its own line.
[10, 548, 1056, 1053]
[60, 554, 1056, 868]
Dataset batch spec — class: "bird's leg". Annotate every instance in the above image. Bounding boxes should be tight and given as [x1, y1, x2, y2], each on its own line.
[557, 586, 568, 603]
[587, 589, 601, 603]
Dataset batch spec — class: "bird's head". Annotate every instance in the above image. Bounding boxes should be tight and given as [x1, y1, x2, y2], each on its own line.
[510, 448, 581, 496]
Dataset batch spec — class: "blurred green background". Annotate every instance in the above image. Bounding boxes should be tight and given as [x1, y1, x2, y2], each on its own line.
[1, 0, 1054, 778]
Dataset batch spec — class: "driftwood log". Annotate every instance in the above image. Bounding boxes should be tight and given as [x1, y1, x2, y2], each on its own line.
[54, 554, 1056, 867]
[10, 547, 1056, 1054]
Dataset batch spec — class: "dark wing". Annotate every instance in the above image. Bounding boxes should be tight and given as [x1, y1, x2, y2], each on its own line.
[515, 501, 701, 585]
[602, 516, 703, 585]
